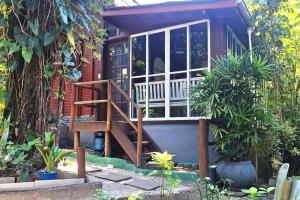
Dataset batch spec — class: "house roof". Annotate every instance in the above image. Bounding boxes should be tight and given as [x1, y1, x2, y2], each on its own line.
[104, 0, 251, 36]
[105, 0, 250, 19]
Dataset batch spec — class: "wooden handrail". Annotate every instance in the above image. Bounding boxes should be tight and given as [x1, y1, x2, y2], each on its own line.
[111, 101, 138, 132]
[70, 79, 144, 167]
[74, 100, 108, 105]
[110, 80, 140, 110]
[74, 80, 109, 86]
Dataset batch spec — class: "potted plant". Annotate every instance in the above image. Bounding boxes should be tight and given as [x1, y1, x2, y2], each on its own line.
[191, 52, 272, 189]
[35, 131, 71, 180]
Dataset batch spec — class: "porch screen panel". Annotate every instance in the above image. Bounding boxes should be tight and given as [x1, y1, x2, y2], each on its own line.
[170, 27, 187, 117]
[130, 20, 210, 120]
[189, 23, 208, 117]
[227, 26, 245, 57]
[148, 32, 165, 118]
[131, 35, 146, 118]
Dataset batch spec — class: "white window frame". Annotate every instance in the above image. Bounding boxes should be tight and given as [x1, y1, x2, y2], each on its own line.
[227, 25, 246, 56]
[130, 19, 211, 121]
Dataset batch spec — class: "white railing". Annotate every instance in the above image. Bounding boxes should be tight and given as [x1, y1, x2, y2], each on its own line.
[134, 78, 200, 107]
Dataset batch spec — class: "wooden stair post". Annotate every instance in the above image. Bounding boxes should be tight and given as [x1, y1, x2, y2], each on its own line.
[70, 83, 80, 151]
[136, 109, 143, 167]
[199, 119, 209, 178]
[105, 80, 112, 157]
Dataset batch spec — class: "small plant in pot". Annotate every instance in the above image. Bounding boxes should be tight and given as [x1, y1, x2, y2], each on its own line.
[35, 131, 71, 180]
[191, 52, 273, 189]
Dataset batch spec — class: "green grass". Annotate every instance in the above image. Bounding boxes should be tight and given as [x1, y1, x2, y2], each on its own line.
[68, 152, 199, 182]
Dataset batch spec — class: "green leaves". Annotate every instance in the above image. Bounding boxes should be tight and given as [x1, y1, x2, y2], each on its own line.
[28, 18, 39, 36]
[44, 27, 57, 46]
[21, 46, 33, 63]
[8, 43, 20, 55]
[191, 52, 271, 161]
[35, 131, 72, 172]
[58, 6, 68, 24]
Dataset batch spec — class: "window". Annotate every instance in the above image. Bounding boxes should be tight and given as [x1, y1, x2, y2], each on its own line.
[227, 26, 245, 57]
[130, 20, 210, 120]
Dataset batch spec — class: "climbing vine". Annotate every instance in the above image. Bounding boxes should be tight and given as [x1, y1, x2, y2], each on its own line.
[0, 0, 111, 141]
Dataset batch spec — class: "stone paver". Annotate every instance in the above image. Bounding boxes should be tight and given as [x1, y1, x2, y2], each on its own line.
[58, 159, 198, 199]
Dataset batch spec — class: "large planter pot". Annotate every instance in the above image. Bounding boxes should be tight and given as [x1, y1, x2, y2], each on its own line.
[93, 133, 104, 152]
[216, 160, 256, 189]
[39, 171, 58, 180]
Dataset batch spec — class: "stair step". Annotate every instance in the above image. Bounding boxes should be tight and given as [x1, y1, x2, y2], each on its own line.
[127, 131, 137, 137]
[133, 141, 150, 145]
[73, 121, 106, 132]
[147, 163, 161, 169]
[142, 152, 153, 160]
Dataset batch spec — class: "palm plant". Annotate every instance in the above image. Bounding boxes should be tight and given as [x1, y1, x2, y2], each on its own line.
[191, 52, 273, 161]
[35, 132, 71, 173]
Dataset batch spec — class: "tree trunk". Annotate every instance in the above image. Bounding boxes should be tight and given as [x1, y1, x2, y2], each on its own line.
[56, 75, 65, 141]
[7, 56, 50, 142]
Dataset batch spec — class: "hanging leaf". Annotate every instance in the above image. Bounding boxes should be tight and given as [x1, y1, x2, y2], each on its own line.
[44, 64, 54, 79]
[28, 18, 39, 36]
[67, 32, 75, 47]
[44, 27, 57, 46]
[8, 43, 20, 55]
[59, 6, 68, 24]
[71, 68, 82, 81]
[14, 27, 28, 47]
[22, 46, 33, 63]
[8, 60, 17, 71]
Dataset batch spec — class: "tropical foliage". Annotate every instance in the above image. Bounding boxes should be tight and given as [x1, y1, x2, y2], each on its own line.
[0, 0, 110, 141]
[0, 119, 39, 179]
[35, 131, 70, 173]
[191, 53, 272, 161]
[148, 152, 182, 199]
[247, 0, 300, 175]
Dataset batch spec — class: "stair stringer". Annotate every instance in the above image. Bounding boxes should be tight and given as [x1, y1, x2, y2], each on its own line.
[111, 121, 146, 166]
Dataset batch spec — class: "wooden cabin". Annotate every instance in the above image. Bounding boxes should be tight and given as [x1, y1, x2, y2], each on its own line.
[50, 0, 251, 171]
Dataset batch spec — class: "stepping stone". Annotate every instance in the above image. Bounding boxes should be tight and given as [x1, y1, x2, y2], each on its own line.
[125, 178, 160, 190]
[95, 173, 132, 182]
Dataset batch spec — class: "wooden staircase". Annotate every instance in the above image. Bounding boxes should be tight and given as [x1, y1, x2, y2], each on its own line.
[69, 80, 160, 167]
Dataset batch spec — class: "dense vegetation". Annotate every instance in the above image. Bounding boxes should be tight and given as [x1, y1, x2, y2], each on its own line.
[0, 0, 110, 142]
[248, 0, 300, 176]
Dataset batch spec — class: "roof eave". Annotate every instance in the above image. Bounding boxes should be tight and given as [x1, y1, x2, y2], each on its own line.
[103, 0, 238, 17]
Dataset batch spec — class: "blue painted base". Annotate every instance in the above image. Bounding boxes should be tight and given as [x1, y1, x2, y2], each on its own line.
[39, 171, 58, 180]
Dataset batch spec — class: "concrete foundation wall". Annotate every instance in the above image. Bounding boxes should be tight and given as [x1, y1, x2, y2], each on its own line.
[143, 122, 218, 164]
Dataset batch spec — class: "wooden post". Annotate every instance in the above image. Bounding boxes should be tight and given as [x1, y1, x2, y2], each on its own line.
[136, 109, 143, 167]
[74, 131, 80, 151]
[77, 147, 86, 182]
[70, 84, 76, 130]
[199, 119, 209, 178]
[105, 81, 112, 157]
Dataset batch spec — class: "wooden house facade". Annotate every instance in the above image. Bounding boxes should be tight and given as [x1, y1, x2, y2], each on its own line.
[50, 0, 252, 170]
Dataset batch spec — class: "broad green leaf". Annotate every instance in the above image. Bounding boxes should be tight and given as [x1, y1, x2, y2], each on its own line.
[14, 27, 28, 46]
[59, 6, 68, 24]
[44, 64, 54, 79]
[8, 43, 20, 55]
[67, 32, 75, 47]
[28, 18, 39, 36]
[71, 68, 82, 81]
[22, 46, 33, 63]
[8, 60, 17, 71]
[44, 28, 57, 46]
